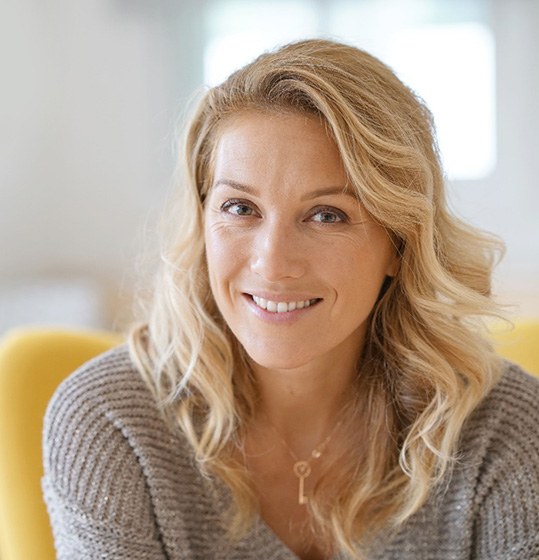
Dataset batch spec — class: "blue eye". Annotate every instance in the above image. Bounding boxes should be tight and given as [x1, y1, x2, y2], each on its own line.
[221, 200, 255, 216]
[310, 207, 348, 224]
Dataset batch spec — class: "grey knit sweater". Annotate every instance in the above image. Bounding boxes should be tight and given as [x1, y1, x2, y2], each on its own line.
[42, 346, 539, 559]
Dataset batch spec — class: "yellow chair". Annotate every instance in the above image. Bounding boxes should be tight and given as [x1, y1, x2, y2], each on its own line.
[491, 319, 539, 376]
[0, 327, 122, 560]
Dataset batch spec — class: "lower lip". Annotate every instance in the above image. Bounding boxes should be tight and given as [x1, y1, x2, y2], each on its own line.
[243, 294, 320, 324]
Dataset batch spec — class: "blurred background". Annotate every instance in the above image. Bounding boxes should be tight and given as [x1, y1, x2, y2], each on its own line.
[1, 0, 538, 335]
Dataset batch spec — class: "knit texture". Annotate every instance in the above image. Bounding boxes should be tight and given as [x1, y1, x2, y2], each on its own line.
[42, 346, 539, 559]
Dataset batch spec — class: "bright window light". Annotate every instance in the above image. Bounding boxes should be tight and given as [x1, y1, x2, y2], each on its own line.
[384, 23, 496, 180]
[203, 2, 496, 181]
[204, 1, 317, 86]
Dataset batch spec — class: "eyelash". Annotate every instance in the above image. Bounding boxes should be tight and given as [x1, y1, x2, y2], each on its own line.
[220, 199, 256, 216]
[307, 206, 348, 224]
[219, 199, 349, 224]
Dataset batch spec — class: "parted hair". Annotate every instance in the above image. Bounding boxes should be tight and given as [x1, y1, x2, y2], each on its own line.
[130, 39, 504, 557]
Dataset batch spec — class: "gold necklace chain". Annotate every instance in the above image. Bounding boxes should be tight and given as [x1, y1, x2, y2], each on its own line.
[263, 415, 344, 505]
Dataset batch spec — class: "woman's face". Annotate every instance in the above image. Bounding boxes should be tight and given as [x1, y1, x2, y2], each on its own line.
[204, 110, 398, 373]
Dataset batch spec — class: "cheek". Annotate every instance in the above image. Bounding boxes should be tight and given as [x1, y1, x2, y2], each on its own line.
[204, 229, 220, 266]
[204, 227, 247, 292]
[327, 238, 394, 297]
[204, 231, 225, 287]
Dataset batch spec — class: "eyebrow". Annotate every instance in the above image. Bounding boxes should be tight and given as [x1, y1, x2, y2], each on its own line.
[212, 179, 358, 201]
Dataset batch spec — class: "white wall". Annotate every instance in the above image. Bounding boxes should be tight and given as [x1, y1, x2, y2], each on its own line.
[488, 0, 539, 312]
[1, 1, 181, 277]
[448, 0, 539, 314]
[0, 0, 204, 330]
[1, 0, 538, 333]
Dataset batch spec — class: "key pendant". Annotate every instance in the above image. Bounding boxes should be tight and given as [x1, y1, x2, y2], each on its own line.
[293, 461, 312, 505]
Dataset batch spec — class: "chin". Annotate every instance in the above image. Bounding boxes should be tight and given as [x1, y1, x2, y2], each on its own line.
[243, 345, 315, 372]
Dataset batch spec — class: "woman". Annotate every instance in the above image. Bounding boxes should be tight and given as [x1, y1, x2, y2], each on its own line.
[43, 39, 539, 559]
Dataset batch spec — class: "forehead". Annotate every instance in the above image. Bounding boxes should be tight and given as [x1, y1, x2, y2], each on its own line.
[212, 110, 345, 175]
[205, 111, 365, 206]
[215, 109, 329, 145]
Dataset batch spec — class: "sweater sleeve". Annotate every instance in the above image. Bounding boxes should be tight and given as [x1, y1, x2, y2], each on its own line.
[472, 367, 539, 559]
[42, 352, 168, 559]
[472, 451, 539, 559]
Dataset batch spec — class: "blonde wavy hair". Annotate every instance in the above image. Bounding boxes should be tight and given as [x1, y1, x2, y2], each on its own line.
[130, 39, 504, 557]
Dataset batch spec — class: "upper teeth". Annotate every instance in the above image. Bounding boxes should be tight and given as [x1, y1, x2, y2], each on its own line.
[252, 295, 316, 313]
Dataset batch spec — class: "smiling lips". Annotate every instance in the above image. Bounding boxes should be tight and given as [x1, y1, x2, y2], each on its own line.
[251, 295, 320, 313]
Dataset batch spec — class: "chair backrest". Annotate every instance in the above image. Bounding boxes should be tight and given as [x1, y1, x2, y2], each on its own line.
[0, 327, 122, 560]
[491, 319, 539, 376]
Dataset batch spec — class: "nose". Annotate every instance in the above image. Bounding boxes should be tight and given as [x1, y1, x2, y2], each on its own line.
[250, 218, 306, 281]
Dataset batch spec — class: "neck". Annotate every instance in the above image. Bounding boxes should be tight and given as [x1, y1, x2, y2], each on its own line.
[250, 354, 357, 456]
